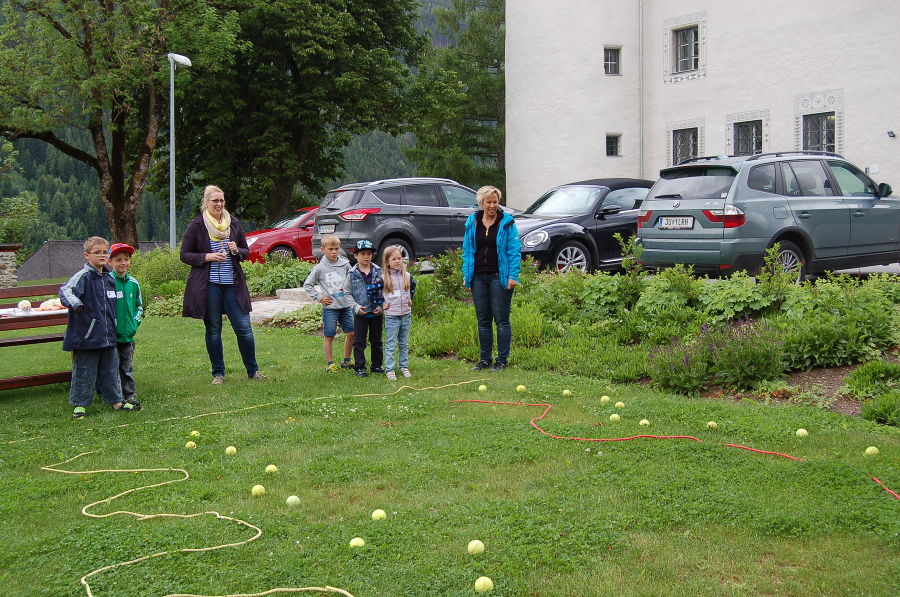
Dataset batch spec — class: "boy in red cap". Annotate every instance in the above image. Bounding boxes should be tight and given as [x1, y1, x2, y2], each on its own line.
[107, 243, 143, 409]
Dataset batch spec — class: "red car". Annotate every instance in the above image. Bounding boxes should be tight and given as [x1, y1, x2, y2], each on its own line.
[246, 207, 318, 262]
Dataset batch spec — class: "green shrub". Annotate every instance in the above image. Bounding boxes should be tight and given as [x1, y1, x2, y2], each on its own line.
[861, 390, 900, 426]
[780, 313, 875, 371]
[428, 248, 466, 301]
[698, 271, 773, 322]
[156, 280, 186, 297]
[524, 269, 589, 324]
[844, 360, 900, 399]
[410, 303, 477, 358]
[579, 271, 626, 319]
[647, 335, 713, 395]
[129, 246, 191, 298]
[709, 321, 785, 390]
[243, 257, 313, 296]
[861, 273, 900, 304]
[510, 301, 550, 348]
[266, 303, 322, 334]
[143, 294, 183, 317]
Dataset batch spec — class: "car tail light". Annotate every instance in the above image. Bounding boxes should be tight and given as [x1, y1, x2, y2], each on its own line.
[702, 205, 745, 228]
[637, 210, 653, 228]
[339, 208, 381, 221]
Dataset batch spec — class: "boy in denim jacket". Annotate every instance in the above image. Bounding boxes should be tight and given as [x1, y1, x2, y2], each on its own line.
[348, 240, 384, 377]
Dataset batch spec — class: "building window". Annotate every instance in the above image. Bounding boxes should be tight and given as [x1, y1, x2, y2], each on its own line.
[606, 134, 620, 157]
[803, 112, 835, 152]
[673, 128, 698, 165]
[733, 120, 763, 156]
[604, 48, 620, 75]
[673, 26, 699, 73]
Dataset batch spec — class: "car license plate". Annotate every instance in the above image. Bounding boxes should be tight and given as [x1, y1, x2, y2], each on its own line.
[658, 216, 694, 230]
[318, 225, 335, 234]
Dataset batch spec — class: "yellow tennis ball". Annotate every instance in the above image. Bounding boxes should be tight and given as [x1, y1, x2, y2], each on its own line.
[371, 509, 387, 521]
[478, 384, 487, 392]
[609, 413, 620, 422]
[562, 389, 573, 397]
[349, 537, 365, 547]
[286, 495, 301, 506]
[795, 428, 808, 437]
[184, 441, 197, 449]
[225, 446, 237, 456]
[516, 384, 526, 393]
[189, 430, 200, 437]
[639, 419, 650, 426]
[265, 464, 278, 474]
[615, 401, 625, 408]
[706, 421, 718, 429]
[474, 576, 494, 592]
[251, 484, 266, 497]
[467, 539, 485, 555]
[600, 395, 611, 403]
[865, 446, 879, 456]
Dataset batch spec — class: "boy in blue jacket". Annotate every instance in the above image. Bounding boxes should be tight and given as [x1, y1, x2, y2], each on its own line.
[348, 240, 384, 377]
[59, 237, 139, 418]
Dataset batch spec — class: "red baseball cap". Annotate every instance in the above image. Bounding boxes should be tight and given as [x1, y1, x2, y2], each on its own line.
[108, 243, 135, 257]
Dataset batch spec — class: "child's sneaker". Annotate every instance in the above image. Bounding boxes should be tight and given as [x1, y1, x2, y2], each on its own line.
[400, 368, 412, 378]
[340, 359, 354, 369]
[371, 367, 385, 374]
[355, 368, 368, 378]
[326, 362, 340, 373]
[72, 407, 86, 419]
[386, 370, 397, 381]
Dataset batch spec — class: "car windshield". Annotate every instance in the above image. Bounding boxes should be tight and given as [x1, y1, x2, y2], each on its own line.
[265, 212, 309, 229]
[524, 186, 604, 215]
[320, 189, 361, 210]
[650, 167, 737, 200]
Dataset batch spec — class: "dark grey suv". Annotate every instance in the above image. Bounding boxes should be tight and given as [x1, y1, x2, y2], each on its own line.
[312, 177, 479, 261]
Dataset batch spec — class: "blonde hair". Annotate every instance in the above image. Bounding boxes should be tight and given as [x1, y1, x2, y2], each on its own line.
[381, 245, 410, 292]
[83, 236, 109, 252]
[320, 235, 341, 248]
[476, 185, 502, 207]
[200, 185, 225, 212]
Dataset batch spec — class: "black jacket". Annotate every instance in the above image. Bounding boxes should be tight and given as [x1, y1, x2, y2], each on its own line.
[59, 264, 118, 351]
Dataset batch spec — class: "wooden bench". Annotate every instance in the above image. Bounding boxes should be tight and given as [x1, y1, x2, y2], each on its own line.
[0, 284, 71, 390]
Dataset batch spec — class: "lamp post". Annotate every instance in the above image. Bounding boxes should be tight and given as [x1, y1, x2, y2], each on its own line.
[167, 52, 192, 248]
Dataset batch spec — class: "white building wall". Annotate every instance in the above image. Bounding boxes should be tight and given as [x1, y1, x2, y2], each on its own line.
[507, 0, 900, 209]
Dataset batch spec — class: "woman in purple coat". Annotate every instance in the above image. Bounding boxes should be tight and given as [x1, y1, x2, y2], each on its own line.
[180, 185, 265, 384]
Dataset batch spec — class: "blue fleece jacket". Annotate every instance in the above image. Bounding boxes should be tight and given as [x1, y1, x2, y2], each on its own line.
[462, 209, 521, 287]
[59, 264, 118, 351]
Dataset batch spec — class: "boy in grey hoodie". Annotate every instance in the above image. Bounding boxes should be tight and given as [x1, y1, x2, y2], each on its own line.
[302, 235, 355, 371]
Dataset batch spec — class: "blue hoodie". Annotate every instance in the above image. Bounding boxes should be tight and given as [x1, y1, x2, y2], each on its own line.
[462, 209, 521, 287]
[59, 264, 118, 351]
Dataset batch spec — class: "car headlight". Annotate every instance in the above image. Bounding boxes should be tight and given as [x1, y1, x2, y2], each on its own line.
[247, 237, 258, 247]
[522, 230, 549, 248]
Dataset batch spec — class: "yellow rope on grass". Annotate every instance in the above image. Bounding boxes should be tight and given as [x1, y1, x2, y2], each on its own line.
[41, 452, 354, 597]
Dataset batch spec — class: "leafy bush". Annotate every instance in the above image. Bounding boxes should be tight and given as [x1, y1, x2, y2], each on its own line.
[579, 272, 626, 319]
[129, 246, 191, 298]
[510, 301, 550, 348]
[861, 390, 900, 426]
[410, 303, 477, 358]
[243, 257, 314, 296]
[698, 271, 773, 322]
[647, 335, 713, 395]
[143, 294, 183, 317]
[843, 359, 900, 399]
[156, 280, 186, 297]
[428, 248, 466, 301]
[861, 273, 900, 304]
[780, 313, 875, 370]
[708, 320, 785, 390]
[266, 303, 322, 334]
[523, 269, 589, 324]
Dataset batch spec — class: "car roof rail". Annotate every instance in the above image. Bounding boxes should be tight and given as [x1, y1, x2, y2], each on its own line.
[675, 154, 732, 165]
[369, 177, 457, 185]
[745, 150, 844, 161]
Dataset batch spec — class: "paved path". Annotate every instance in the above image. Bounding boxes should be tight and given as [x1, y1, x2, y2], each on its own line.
[249, 288, 315, 324]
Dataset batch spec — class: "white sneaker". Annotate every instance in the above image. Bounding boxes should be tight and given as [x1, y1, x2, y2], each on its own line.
[386, 371, 397, 381]
[400, 368, 411, 378]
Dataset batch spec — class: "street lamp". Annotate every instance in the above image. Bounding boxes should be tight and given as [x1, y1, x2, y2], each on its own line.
[167, 52, 192, 248]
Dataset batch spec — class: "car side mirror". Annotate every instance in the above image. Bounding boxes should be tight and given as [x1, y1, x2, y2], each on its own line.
[601, 205, 622, 215]
[877, 182, 892, 198]
[303, 220, 314, 228]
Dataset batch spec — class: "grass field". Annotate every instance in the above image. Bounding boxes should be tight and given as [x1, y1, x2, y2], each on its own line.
[1, 317, 898, 596]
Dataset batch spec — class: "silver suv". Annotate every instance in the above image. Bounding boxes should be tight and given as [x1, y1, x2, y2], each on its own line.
[312, 177, 479, 261]
[637, 151, 896, 279]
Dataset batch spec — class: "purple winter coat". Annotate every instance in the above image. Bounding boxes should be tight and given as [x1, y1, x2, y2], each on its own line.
[180, 213, 253, 319]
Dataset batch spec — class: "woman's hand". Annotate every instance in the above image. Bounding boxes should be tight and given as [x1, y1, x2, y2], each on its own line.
[507, 279, 518, 290]
[226, 241, 238, 254]
[205, 252, 228, 262]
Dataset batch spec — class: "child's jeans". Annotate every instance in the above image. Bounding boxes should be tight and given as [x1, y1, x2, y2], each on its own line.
[70, 347, 123, 407]
[384, 313, 411, 371]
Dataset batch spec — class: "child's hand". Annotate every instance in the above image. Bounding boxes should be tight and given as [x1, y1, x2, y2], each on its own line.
[373, 307, 382, 315]
[407, 300, 412, 307]
[382, 302, 390, 311]
[320, 297, 333, 306]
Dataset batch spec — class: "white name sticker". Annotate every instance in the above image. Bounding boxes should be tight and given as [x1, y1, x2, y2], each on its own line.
[107, 290, 117, 298]
[116, 291, 124, 298]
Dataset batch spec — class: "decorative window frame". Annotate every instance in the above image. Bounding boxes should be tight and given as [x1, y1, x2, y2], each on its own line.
[663, 11, 707, 84]
[725, 109, 770, 155]
[666, 118, 705, 166]
[793, 89, 843, 153]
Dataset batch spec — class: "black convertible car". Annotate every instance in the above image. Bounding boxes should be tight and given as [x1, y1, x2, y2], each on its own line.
[516, 178, 654, 271]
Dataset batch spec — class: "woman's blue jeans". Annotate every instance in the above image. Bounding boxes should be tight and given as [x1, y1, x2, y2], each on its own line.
[204, 283, 258, 378]
[471, 273, 513, 364]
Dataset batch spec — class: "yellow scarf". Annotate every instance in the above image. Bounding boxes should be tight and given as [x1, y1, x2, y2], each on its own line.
[203, 209, 232, 241]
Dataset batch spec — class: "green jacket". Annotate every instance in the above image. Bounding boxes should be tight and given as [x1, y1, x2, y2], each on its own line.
[110, 272, 143, 343]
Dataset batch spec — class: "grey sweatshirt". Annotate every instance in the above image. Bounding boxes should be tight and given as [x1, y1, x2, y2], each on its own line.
[302, 255, 355, 309]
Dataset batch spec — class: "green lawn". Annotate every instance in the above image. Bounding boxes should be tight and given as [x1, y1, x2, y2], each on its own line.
[1, 317, 898, 596]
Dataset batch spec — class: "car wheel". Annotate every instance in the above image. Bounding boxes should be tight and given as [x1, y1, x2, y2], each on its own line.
[379, 237, 413, 265]
[774, 240, 806, 282]
[268, 245, 296, 260]
[551, 241, 591, 272]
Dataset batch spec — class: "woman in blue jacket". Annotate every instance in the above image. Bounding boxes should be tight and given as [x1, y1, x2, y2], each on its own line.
[462, 185, 521, 371]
